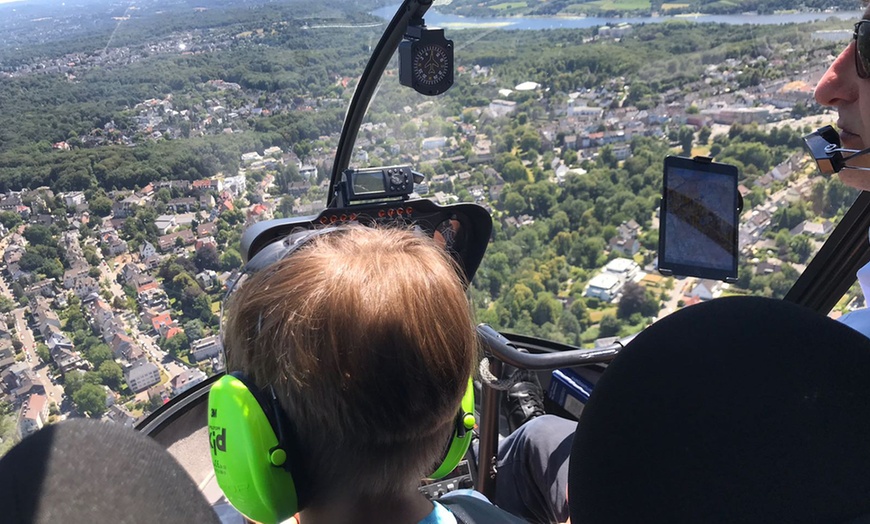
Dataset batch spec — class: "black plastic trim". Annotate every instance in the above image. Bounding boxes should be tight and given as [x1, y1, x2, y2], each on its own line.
[136, 372, 222, 438]
[328, 0, 433, 204]
[478, 326, 623, 370]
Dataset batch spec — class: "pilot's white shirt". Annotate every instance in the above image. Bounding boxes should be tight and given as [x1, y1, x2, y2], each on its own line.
[838, 259, 870, 338]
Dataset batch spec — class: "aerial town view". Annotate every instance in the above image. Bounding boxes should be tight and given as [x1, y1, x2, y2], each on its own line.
[0, 0, 862, 456]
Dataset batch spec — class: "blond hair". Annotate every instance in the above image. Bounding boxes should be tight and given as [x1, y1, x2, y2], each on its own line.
[223, 225, 477, 502]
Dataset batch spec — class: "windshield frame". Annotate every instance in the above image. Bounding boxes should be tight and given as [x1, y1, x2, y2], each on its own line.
[784, 190, 870, 313]
[328, 0, 434, 205]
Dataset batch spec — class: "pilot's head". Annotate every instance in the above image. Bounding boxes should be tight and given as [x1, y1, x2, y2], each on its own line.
[815, 5, 870, 190]
[222, 225, 477, 505]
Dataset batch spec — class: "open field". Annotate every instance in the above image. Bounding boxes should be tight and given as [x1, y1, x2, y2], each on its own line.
[565, 0, 650, 12]
[490, 1, 528, 9]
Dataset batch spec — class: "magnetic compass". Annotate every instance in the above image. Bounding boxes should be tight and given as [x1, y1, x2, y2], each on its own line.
[399, 25, 454, 96]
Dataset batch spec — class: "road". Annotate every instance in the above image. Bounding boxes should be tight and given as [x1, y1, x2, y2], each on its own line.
[657, 277, 697, 320]
[0, 231, 67, 412]
[12, 308, 65, 405]
[97, 255, 193, 383]
[99, 259, 127, 304]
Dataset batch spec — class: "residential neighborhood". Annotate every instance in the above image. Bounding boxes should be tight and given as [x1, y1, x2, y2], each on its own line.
[0, 0, 857, 457]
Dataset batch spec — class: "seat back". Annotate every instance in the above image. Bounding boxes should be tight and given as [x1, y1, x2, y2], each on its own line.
[569, 296, 870, 524]
[0, 419, 220, 523]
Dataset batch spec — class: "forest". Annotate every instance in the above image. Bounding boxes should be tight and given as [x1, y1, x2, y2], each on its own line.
[1, 16, 844, 193]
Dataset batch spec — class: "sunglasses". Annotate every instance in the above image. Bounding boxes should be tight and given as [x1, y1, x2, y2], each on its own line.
[855, 20, 870, 79]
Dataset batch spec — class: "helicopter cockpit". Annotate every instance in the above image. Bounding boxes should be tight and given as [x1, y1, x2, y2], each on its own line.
[133, 0, 870, 521]
[4, 0, 870, 521]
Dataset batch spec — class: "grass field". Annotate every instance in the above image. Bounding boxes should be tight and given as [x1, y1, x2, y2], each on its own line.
[490, 1, 527, 9]
[567, 0, 650, 11]
[661, 3, 690, 10]
[580, 327, 600, 344]
[692, 145, 712, 157]
[588, 307, 617, 323]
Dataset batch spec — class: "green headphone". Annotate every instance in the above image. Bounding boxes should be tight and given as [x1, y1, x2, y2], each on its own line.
[208, 373, 476, 524]
[209, 227, 477, 523]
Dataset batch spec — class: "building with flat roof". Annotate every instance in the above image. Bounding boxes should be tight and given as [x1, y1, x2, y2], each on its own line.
[585, 273, 623, 302]
[604, 257, 640, 282]
[190, 335, 222, 363]
[124, 360, 160, 393]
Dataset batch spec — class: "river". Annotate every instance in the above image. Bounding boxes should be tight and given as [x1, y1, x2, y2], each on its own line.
[371, 5, 862, 30]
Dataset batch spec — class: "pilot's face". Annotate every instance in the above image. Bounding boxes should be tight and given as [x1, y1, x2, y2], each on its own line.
[815, 6, 870, 191]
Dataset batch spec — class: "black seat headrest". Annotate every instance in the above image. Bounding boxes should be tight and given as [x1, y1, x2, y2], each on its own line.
[569, 296, 870, 524]
[0, 419, 220, 524]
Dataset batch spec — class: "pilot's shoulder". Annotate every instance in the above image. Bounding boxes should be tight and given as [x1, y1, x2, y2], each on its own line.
[838, 308, 870, 340]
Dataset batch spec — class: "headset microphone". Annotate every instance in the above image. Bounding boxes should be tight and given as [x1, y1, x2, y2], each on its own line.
[804, 125, 870, 174]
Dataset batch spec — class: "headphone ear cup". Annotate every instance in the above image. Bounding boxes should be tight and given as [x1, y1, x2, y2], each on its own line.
[208, 375, 299, 524]
[430, 378, 476, 479]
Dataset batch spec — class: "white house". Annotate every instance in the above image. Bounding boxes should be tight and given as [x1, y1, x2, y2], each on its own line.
[585, 273, 623, 302]
[19, 393, 49, 437]
[124, 360, 161, 392]
[604, 258, 641, 282]
[488, 100, 517, 118]
[241, 152, 263, 165]
[139, 241, 158, 260]
[422, 137, 448, 150]
[264, 146, 283, 158]
[62, 191, 86, 208]
[170, 368, 207, 397]
[190, 335, 223, 363]
[154, 215, 177, 235]
[687, 279, 722, 301]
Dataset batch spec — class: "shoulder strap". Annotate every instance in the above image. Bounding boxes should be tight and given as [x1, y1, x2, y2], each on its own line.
[439, 494, 527, 524]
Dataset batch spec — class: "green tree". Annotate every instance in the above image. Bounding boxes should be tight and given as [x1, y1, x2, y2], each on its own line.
[563, 149, 578, 166]
[161, 332, 189, 356]
[73, 383, 107, 418]
[0, 295, 14, 313]
[183, 319, 205, 342]
[532, 294, 561, 326]
[97, 361, 123, 390]
[220, 249, 243, 271]
[519, 128, 542, 154]
[678, 126, 694, 156]
[617, 282, 659, 319]
[503, 191, 527, 216]
[194, 244, 220, 272]
[23, 224, 58, 247]
[0, 211, 22, 229]
[36, 343, 50, 364]
[501, 161, 527, 183]
[598, 314, 622, 337]
[89, 196, 113, 217]
[599, 146, 617, 169]
[63, 371, 86, 399]
[557, 310, 582, 345]
[790, 234, 813, 264]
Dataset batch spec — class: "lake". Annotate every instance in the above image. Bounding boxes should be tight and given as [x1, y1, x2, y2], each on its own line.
[371, 5, 862, 30]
